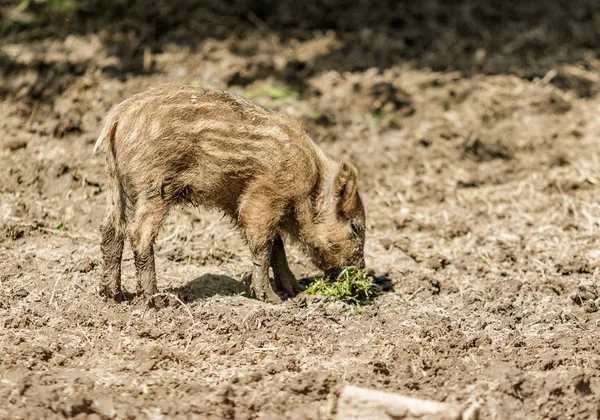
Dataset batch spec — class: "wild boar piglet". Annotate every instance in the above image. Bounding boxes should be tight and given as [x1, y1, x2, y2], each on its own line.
[94, 84, 365, 304]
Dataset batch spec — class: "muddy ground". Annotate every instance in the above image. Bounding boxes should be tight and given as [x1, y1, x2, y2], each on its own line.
[2, 1, 600, 418]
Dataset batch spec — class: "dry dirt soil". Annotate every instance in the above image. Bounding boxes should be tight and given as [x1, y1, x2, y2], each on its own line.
[2, 1, 600, 418]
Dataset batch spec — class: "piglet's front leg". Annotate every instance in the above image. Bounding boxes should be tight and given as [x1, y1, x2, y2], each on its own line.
[239, 187, 284, 304]
[272, 235, 304, 297]
[249, 245, 282, 304]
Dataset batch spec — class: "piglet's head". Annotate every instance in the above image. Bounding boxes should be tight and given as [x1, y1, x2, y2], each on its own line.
[311, 161, 366, 275]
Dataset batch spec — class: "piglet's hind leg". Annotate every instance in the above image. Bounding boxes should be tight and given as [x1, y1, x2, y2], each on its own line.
[128, 196, 167, 307]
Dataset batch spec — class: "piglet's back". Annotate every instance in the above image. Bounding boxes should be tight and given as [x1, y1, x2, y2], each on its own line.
[106, 84, 322, 213]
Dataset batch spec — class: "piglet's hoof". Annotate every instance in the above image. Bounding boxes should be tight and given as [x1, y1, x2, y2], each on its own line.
[99, 284, 131, 303]
[265, 292, 283, 304]
[251, 286, 283, 304]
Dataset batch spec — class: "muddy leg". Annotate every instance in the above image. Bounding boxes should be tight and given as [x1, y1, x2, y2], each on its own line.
[272, 235, 303, 297]
[239, 189, 284, 304]
[99, 186, 126, 301]
[250, 243, 282, 303]
[128, 197, 167, 306]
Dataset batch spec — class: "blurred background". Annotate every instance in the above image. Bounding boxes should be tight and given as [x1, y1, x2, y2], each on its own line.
[2, 0, 600, 141]
[2, 2, 600, 419]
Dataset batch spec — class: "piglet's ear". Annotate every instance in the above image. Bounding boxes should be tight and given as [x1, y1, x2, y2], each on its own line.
[334, 161, 359, 216]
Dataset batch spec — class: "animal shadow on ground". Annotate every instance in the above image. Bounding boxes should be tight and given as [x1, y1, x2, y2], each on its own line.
[169, 273, 251, 302]
[370, 273, 395, 294]
[168, 272, 394, 303]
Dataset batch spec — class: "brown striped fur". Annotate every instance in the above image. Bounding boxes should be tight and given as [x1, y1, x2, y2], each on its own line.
[95, 84, 365, 304]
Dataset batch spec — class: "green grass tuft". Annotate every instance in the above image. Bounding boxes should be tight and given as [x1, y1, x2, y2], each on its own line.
[244, 85, 297, 101]
[305, 266, 374, 305]
[48, 0, 78, 12]
[241, 85, 325, 120]
[371, 109, 402, 129]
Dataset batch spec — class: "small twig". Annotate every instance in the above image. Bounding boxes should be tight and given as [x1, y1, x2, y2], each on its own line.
[163, 275, 183, 281]
[540, 69, 557, 85]
[14, 279, 34, 292]
[12, 222, 99, 242]
[77, 323, 92, 346]
[247, 12, 270, 34]
[184, 333, 194, 352]
[8, 0, 30, 20]
[37, 226, 99, 241]
[252, 347, 281, 352]
[404, 286, 424, 303]
[49, 275, 61, 305]
[159, 226, 181, 243]
[25, 101, 39, 129]
[143, 46, 152, 72]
